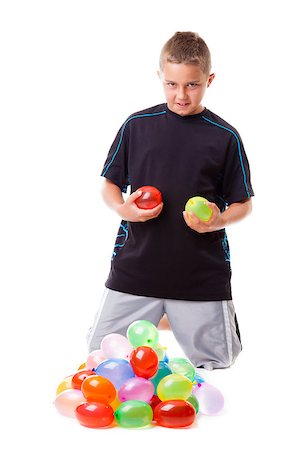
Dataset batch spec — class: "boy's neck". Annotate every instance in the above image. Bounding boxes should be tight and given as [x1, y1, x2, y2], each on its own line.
[166, 102, 205, 117]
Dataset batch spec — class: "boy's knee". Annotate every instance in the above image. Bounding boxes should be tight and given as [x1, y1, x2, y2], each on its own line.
[195, 340, 242, 370]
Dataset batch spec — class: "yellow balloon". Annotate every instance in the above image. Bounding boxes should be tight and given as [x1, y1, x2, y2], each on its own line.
[78, 362, 86, 370]
[56, 376, 73, 396]
[110, 396, 121, 411]
[157, 374, 193, 401]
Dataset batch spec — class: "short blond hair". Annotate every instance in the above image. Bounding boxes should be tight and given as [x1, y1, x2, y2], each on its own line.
[159, 31, 212, 76]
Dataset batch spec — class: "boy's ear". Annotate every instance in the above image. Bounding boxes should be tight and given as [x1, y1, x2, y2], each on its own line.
[207, 73, 215, 87]
[157, 70, 162, 80]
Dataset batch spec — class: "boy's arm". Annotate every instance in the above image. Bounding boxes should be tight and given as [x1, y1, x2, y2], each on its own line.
[182, 198, 252, 233]
[217, 198, 252, 227]
[101, 178, 163, 222]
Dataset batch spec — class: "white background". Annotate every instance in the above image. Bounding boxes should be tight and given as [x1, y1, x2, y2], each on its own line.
[1, 0, 299, 448]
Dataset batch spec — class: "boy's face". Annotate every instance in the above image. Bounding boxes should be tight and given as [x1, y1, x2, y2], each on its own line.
[158, 62, 215, 116]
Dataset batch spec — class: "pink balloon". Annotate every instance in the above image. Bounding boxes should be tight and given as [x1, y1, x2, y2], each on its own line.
[86, 349, 106, 370]
[118, 376, 154, 403]
[54, 389, 86, 417]
[101, 333, 133, 359]
[194, 382, 224, 415]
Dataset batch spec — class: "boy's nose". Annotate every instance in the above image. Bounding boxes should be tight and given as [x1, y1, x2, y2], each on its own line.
[177, 87, 188, 100]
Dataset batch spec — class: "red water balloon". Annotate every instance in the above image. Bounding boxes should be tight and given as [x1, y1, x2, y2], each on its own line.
[71, 370, 95, 390]
[149, 395, 162, 414]
[135, 186, 162, 209]
[154, 400, 196, 428]
[75, 402, 115, 428]
[130, 346, 159, 378]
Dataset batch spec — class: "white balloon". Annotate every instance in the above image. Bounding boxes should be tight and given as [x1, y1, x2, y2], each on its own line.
[101, 333, 133, 359]
[54, 389, 86, 417]
[86, 349, 106, 370]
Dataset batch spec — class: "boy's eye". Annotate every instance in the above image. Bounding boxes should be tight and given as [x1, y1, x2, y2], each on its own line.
[166, 82, 175, 87]
[188, 83, 199, 88]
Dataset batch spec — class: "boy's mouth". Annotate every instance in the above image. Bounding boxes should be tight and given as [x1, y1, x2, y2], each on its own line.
[176, 102, 190, 107]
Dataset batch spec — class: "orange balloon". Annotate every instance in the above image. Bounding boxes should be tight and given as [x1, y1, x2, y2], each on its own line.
[81, 375, 116, 404]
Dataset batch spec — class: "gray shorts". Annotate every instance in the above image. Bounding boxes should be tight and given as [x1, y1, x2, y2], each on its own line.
[86, 288, 242, 370]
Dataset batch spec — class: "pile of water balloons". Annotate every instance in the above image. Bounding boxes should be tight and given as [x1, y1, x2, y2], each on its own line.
[54, 320, 224, 428]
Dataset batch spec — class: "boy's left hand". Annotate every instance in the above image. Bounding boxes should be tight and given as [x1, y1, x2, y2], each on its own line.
[182, 202, 224, 233]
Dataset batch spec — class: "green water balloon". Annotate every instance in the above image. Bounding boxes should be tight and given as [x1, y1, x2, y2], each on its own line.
[168, 357, 196, 381]
[127, 320, 159, 348]
[185, 196, 212, 222]
[157, 374, 193, 401]
[154, 343, 167, 361]
[114, 400, 153, 428]
[187, 394, 199, 414]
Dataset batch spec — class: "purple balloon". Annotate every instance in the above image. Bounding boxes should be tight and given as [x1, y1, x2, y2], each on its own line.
[118, 377, 154, 403]
[194, 382, 224, 415]
[95, 358, 135, 390]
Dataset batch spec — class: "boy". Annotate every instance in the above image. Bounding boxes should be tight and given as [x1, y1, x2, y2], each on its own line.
[87, 32, 254, 370]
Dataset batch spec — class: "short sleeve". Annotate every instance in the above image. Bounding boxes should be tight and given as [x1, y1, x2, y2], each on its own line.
[101, 121, 130, 193]
[222, 131, 254, 205]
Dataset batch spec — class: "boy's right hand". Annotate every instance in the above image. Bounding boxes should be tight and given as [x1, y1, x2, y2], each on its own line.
[116, 190, 163, 222]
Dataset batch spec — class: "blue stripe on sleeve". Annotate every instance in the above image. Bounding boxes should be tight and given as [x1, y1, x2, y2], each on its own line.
[102, 111, 167, 176]
[202, 116, 251, 198]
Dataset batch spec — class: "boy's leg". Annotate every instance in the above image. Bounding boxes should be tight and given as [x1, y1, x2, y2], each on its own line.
[86, 288, 165, 353]
[165, 299, 242, 370]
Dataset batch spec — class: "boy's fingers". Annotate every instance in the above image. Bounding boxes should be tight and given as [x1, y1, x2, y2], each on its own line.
[141, 203, 163, 217]
[153, 203, 164, 217]
[183, 210, 192, 224]
[183, 211, 206, 232]
[127, 190, 144, 207]
[130, 190, 143, 202]
[185, 211, 200, 222]
[206, 201, 219, 214]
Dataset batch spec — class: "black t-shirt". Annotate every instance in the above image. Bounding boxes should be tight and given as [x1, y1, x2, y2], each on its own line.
[101, 103, 254, 301]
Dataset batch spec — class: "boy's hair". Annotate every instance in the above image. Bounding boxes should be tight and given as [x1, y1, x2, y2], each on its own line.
[159, 31, 212, 76]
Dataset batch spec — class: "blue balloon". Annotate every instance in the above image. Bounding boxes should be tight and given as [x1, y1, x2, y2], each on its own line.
[149, 361, 172, 394]
[95, 358, 135, 390]
[194, 372, 205, 385]
[163, 353, 169, 363]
